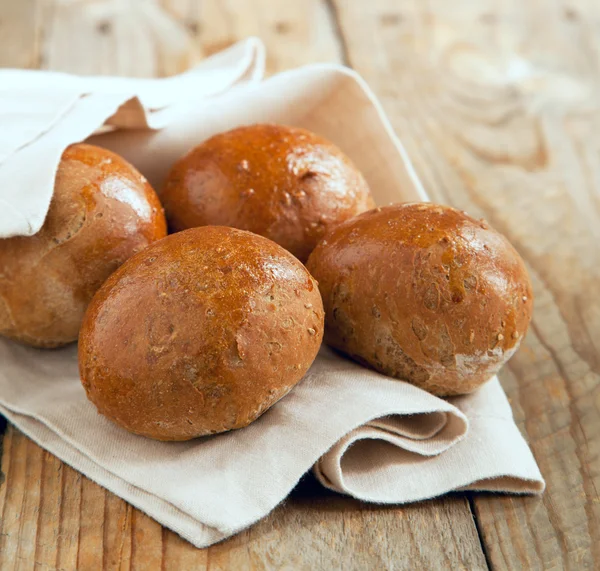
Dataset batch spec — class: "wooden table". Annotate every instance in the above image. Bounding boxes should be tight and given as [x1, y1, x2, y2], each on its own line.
[0, 1, 598, 569]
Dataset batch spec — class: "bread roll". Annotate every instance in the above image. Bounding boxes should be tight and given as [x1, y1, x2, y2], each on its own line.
[306, 203, 533, 396]
[0, 143, 167, 348]
[161, 124, 374, 262]
[78, 226, 324, 441]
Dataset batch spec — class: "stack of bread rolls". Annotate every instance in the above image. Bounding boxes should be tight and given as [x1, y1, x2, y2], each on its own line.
[0, 124, 533, 441]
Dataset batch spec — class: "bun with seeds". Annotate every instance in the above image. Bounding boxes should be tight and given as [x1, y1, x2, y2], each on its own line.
[306, 202, 533, 396]
[0, 143, 166, 348]
[78, 226, 324, 441]
[161, 123, 374, 262]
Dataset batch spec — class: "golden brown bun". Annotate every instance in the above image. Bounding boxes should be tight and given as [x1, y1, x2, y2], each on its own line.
[306, 203, 533, 396]
[78, 226, 324, 441]
[161, 124, 374, 262]
[0, 143, 167, 348]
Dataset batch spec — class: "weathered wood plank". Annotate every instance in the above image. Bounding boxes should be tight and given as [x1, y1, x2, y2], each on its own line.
[0, 431, 486, 571]
[162, 0, 345, 74]
[36, 0, 199, 77]
[205, 479, 487, 570]
[0, 0, 39, 68]
[332, 0, 600, 568]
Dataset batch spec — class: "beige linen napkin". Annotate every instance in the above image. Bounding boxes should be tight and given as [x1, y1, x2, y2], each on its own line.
[0, 40, 544, 548]
[0, 37, 264, 238]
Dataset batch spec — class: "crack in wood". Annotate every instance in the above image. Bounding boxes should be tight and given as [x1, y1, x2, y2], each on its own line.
[0, 415, 6, 488]
[323, 0, 350, 66]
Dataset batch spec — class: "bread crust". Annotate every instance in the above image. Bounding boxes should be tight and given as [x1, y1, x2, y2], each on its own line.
[306, 203, 533, 396]
[78, 226, 324, 441]
[161, 124, 374, 262]
[0, 143, 167, 348]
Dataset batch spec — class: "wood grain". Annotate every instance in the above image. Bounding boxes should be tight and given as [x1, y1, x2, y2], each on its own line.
[332, 0, 600, 568]
[0, 0, 487, 569]
[0, 426, 487, 571]
[0, 0, 39, 69]
[162, 0, 345, 74]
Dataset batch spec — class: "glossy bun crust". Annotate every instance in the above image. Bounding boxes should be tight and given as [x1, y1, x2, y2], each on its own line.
[0, 144, 166, 348]
[161, 124, 374, 262]
[78, 226, 324, 441]
[307, 203, 533, 396]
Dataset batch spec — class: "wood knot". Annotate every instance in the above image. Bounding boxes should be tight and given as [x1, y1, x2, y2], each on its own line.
[97, 20, 112, 35]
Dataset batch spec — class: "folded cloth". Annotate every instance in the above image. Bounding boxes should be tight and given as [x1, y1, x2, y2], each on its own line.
[0, 37, 264, 238]
[0, 39, 544, 548]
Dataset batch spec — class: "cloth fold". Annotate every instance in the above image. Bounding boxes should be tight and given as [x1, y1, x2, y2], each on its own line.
[0, 37, 265, 237]
[0, 38, 544, 548]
